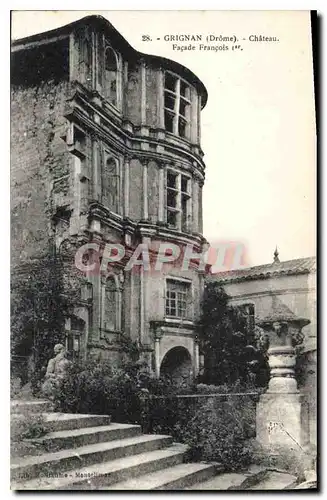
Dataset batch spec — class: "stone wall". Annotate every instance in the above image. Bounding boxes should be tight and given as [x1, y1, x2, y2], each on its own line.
[11, 79, 72, 266]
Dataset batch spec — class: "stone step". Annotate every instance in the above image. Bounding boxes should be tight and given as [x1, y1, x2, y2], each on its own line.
[187, 464, 268, 490]
[105, 462, 219, 490]
[11, 400, 53, 414]
[11, 434, 173, 482]
[43, 413, 112, 432]
[249, 471, 297, 490]
[12, 443, 188, 490]
[30, 423, 141, 452]
[186, 472, 250, 490]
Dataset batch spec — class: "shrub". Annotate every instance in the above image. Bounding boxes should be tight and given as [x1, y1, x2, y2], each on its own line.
[51, 358, 257, 471]
[176, 397, 255, 470]
[52, 358, 168, 424]
[52, 356, 197, 420]
[145, 392, 257, 470]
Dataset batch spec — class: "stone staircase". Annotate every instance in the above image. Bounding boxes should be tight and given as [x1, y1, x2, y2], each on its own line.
[11, 400, 300, 491]
[11, 400, 219, 490]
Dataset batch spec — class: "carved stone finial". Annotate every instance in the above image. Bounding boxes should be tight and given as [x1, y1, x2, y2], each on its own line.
[273, 246, 280, 263]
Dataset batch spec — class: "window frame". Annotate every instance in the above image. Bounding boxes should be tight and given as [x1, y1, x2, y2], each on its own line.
[104, 44, 118, 106]
[165, 277, 193, 320]
[100, 36, 122, 111]
[165, 167, 192, 231]
[164, 71, 192, 139]
[79, 33, 92, 88]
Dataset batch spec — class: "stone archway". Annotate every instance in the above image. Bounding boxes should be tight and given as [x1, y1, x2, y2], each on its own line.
[160, 346, 192, 385]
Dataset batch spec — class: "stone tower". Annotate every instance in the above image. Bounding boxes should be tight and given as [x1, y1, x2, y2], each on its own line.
[11, 15, 208, 380]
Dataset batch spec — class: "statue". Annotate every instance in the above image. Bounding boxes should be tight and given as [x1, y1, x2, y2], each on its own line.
[41, 344, 71, 400]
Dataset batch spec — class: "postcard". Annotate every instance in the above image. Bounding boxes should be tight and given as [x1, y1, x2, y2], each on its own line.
[10, 10, 317, 491]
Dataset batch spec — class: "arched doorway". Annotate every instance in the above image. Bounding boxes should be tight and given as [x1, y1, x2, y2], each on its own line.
[160, 346, 192, 385]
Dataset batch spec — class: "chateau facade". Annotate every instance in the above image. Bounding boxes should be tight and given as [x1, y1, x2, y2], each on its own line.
[11, 16, 208, 380]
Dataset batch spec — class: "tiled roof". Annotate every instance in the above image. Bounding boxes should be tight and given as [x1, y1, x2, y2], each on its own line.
[256, 295, 310, 327]
[209, 256, 316, 284]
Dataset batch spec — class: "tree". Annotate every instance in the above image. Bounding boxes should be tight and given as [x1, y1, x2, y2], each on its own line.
[197, 282, 269, 388]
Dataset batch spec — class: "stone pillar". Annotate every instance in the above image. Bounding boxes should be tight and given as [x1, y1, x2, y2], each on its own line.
[267, 345, 298, 394]
[69, 155, 82, 236]
[117, 271, 124, 332]
[190, 88, 198, 144]
[139, 266, 145, 344]
[157, 69, 165, 128]
[117, 57, 123, 112]
[91, 32, 97, 90]
[69, 33, 77, 81]
[193, 338, 200, 378]
[100, 275, 106, 332]
[124, 157, 130, 218]
[154, 337, 161, 378]
[197, 95, 202, 144]
[153, 326, 164, 379]
[140, 60, 146, 125]
[198, 181, 203, 234]
[92, 137, 101, 201]
[192, 178, 199, 233]
[142, 159, 148, 220]
[256, 318, 310, 449]
[257, 393, 309, 449]
[158, 162, 165, 223]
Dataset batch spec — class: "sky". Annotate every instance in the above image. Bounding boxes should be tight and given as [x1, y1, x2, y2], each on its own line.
[11, 10, 316, 267]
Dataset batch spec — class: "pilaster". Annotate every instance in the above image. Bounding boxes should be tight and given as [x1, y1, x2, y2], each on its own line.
[140, 60, 146, 125]
[192, 177, 199, 233]
[91, 136, 101, 201]
[124, 156, 130, 218]
[142, 158, 149, 220]
[158, 161, 165, 223]
[157, 69, 165, 128]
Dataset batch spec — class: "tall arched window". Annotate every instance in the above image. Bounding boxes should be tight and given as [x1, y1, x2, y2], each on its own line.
[79, 29, 92, 88]
[104, 276, 117, 331]
[104, 46, 118, 106]
[102, 275, 122, 332]
[102, 156, 120, 213]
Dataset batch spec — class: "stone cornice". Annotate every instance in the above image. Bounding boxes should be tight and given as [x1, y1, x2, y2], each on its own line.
[11, 14, 208, 108]
[86, 202, 206, 251]
[65, 82, 206, 178]
[226, 287, 316, 300]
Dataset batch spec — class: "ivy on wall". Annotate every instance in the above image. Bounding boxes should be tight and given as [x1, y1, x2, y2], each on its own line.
[11, 244, 79, 390]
